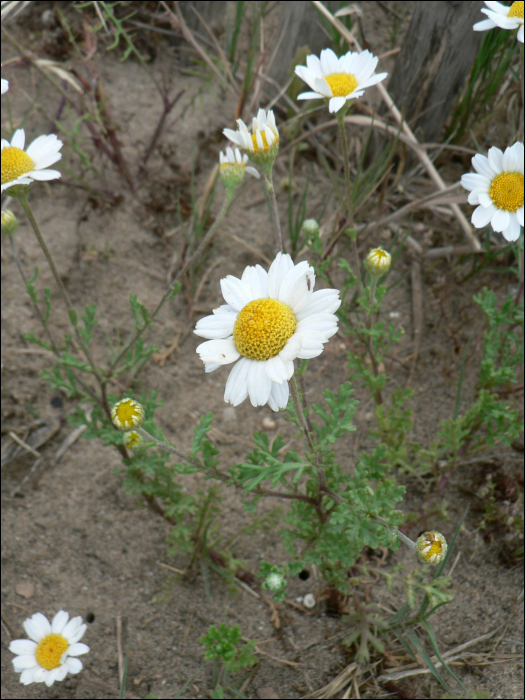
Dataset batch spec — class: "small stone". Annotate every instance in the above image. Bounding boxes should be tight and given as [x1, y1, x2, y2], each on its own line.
[303, 593, 316, 608]
[16, 581, 35, 599]
[262, 417, 277, 430]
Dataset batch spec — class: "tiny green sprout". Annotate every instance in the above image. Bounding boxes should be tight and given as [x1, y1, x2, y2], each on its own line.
[111, 398, 145, 430]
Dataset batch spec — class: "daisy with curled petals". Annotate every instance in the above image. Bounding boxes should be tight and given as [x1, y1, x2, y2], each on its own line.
[9, 610, 89, 687]
[460, 142, 523, 242]
[219, 146, 260, 195]
[474, 1, 524, 43]
[223, 109, 279, 170]
[194, 253, 340, 411]
[1, 128, 63, 193]
[294, 48, 388, 114]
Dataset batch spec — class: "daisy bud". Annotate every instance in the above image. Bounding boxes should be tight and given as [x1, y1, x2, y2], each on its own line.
[265, 572, 285, 591]
[416, 531, 448, 565]
[123, 430, 144, 450]
[111, 398, 145, 431]
[223, 109, 279, 174]
[364, 247, 391, 278]
[219, 146, 259, 197]
[302, 219, 319, 236]
[1, 209, 18, 237]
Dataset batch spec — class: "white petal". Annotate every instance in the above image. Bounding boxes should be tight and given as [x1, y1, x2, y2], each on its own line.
[267, 252, 294, 298]
[24, 614, 51, 642]
[518, 24, 524, 43]
[478, 192, 493, 207]
[11, 128, 25, 149]
[28, 169, 61, 181]
[472, 203, 496, 227]
[503, 144, 517, 171]
[320, 48, 339, 75]
[306, 54, 323, 76]
[461, 172, 490, 191]
[196, 338, 240, 365]
[9, 639, 38, 655]
[213, 304, 237, 316]
[509, 142, 524, 174]
[486, 13, 519, 28]
[488, 146, 504, 174]
[296, 336, 325, 359]
[297, 91, 323, 101]
[220, 275, 253, 310]
[256, 130, 264, 151]
[246, 165, 260, 178]
[45, 666, 63, 686]
[264, 355, 294, 383]
[278, 261, 314, 311]
[329, 96, 347, 113]
[491, 208, 510, 232]
[279, 333, 302, 361]
[224, 357, 250, 406]
[223, 128, 243, 148]
[51, 611, 69, 635]
[12, 655, 39, 670]
[267, 381, 289, 411]
[242, 264, 268, 299]
[295, 288, 341, 321]
[296, 313, 339, 339]
[484, 1, 509, 15]
[64, 656, 83, 674]
[20, 667, 41, 685]
[204, 362, 221, 373]
[472, 153, 494, 178]
[247, 361, 272, 407]
[194, 312, 236, 339]
[473, 17, 496, 30]
[313, 76, 333, 98]
[61, 616, 83, 642]
[295, 65, 317, 91]
[517, 206, 524, 226]
[356, 72, 388, 90]
[68, 642, 90, 657]
[502, 213, 521, 241]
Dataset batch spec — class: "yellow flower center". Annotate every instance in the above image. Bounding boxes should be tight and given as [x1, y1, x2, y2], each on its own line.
[324, 73, 358, 98]
[250, 131, 278, 153]
[35, 634, 68, 671]
[1, 146, 35, 185]
[112, 399, 144, 430]
[489, 172, 524, 213]
[233, 298, 297, 361]
[508, 1, 524, 20]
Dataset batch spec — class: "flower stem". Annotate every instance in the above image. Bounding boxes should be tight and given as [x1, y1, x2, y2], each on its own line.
[289, 373, 315, 453]
[336, 110, 362, 296]
[19, 195, 102, 380]
[369, 277, 378, 306]
[108, 193, 232, 373]
[264, 170, 283, 254]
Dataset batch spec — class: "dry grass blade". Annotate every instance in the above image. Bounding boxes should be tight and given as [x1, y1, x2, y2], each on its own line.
[0, 0, 31, 22]
[310, 1, 481, 252]
[34, 59, 84, 93]
[190, 6, 239, 92]
[408, 260, 423, 384]
[301, 662, 358, 699]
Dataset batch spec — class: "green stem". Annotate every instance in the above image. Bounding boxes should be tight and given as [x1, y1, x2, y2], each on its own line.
[336, 110, 362, 296]
[108, 193, 233, 373]
[369, 277, 378, 307]
[20, 195, 102, 381]
[289, 373, 315, 453]
[264, 170, 283, 254]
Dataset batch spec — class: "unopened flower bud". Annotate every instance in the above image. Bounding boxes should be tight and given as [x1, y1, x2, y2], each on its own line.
[123, 430, 143, 449]
[1, 209, 18, 237]
[111, 398, 145, 430]
[416, 531, 448, 565]
[364, 247, 391, 277]
[302, 219, 319, 236]
[265, 572, 285, 591]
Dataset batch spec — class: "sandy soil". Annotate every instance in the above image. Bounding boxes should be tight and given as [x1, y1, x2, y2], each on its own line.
[1, 2, 523, 698]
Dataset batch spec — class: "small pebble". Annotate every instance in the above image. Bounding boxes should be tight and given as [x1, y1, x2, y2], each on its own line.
[16, 581, 35, 599]
[262, 417, 276, 430]
[303, 593, 316, 608]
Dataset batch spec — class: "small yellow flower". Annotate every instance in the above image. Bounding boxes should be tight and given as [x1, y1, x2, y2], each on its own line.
[1, 129, 63, 192]
[123, 430, 143, 449]
[111, 398, 145, 430]
[416, 531, 448, 565]
[1, 209, 18, 236]
[364, 247, 391, 277]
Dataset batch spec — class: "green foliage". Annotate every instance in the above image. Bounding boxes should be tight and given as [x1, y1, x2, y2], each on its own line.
[200, 624, 258, 674]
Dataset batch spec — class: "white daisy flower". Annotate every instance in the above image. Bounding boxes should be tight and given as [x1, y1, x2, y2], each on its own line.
[474, 1, 524, 43]
[9, 611, 89, 687]
[194, 253, 340, 411]
[223, 109, 279, 169]
[294, 48, 388, 114]
[219, 146, 260, 194]
[460, 142, 524, 242]
[1, 128, 63, 192]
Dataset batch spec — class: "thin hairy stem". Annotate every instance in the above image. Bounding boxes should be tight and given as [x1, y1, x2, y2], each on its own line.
[336, 110, 363, 296]
[20, 195, 102, 381]
[264, 170, 283, 254]
[289, 373, 315, 453]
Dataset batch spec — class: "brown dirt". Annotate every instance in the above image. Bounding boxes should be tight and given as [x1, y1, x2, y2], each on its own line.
[1, 2, 523, 699]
